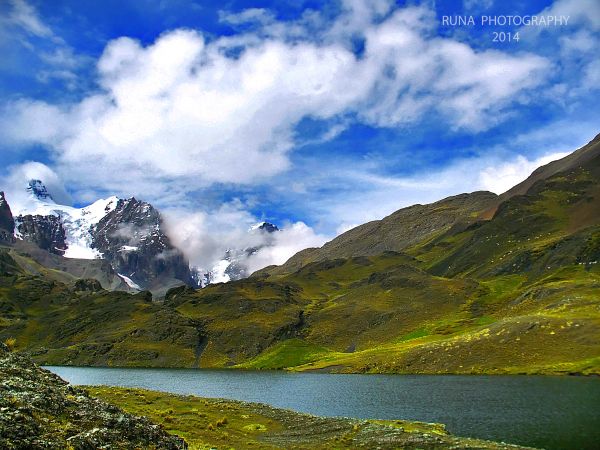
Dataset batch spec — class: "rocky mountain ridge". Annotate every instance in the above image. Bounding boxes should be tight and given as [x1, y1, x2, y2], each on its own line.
[16, 214, 68, 256]
[265, 191, 498, 276]
[0, 192, 14, 243]
[90, 197, 193, 291]
[3, 180, 192, 295]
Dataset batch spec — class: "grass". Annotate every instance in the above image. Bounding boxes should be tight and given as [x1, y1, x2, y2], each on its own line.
[84, 386, 522, 449]
[396, 328, 429, 342]
[237, 339, 331, 369]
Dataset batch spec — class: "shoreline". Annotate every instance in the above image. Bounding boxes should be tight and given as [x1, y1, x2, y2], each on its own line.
[40, 361, 600, 377]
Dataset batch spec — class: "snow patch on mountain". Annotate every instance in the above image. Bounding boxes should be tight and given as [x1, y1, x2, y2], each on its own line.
[13, 179, 118, 259]
[119, 245, 139, 252]
[208, 260, 232, 284]
[117, 273, 141, 290]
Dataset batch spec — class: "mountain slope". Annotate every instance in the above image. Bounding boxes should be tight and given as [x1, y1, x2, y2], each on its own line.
[268, 191, 497, 275]
[0, 192, 14, 243]
[0, 134, 598, 375]
[0, 249, 201, 367]
[481, 132, 600, 218]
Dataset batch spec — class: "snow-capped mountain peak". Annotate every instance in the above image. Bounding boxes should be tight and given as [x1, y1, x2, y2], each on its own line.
[249, 221, 280, 233]
[4, 181, 192, 292]
[27, 179, 55, 202]
[13, 179, 120, 259]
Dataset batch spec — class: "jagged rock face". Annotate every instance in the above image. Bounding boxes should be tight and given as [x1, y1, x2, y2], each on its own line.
[0, 347, 187, 449]
[16, 214, 67, 256]
[0, 192, 14, 242]
[27, 179, 54, 201]
[256, 222, 280, 233]
[90, 198, 191, 288]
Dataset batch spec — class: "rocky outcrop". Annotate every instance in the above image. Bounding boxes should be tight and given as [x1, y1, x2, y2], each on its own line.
[90, 197, 192, 289]
[16, 214, 67, 256]
[0, 344, 187, 449]
[27, 179, 54, 201]
[0, 192, 14, 243]
[73, 278, 103, 293]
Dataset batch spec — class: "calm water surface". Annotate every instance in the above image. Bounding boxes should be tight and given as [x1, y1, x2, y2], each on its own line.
[45, 366, 600, 450]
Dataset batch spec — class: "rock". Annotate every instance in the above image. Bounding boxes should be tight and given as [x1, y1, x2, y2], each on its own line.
[90, 198, 192, 290]
[0, 350, 187, 449]
[134, 290, 154, 303]
[27, 179, 54, 201]
[73, 279, 103, 293]
[16, 214, 68, 256]
[0, 192, 15, 243]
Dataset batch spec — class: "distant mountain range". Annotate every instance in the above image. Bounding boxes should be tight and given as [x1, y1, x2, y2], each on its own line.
[0, 132, 598, 374]
[193, 221, 281, 287]
[3, 180, 191, 295]
[0, 180, 280, 295]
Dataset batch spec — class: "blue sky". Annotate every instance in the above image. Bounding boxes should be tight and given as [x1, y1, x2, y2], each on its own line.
[0, 0, 599, 269]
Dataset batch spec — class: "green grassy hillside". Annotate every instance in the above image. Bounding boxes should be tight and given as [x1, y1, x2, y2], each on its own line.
[0, 139, 599, 374]
[0, 253, 200, 367]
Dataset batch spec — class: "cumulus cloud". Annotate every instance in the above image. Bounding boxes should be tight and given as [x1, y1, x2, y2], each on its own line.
[0, 2, 550, 200]
[162, 203, 328, 275]
[478, 152, 570, 194]
[244, 222, 328, 274]
[163, 201, 259, 269]
[539, 0, 600, 30]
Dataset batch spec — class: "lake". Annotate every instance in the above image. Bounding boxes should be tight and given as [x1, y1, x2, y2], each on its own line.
[45, 366, 600, 450]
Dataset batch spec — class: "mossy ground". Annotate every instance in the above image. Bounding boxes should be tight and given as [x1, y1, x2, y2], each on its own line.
[85, 386, 532, 449]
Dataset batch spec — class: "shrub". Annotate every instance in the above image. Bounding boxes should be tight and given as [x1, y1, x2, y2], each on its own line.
[4, 337, 16, 351]
[216, 417, 228, 427]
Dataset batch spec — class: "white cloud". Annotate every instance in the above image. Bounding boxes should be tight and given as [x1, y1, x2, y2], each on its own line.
[219, 8, 275, 26]
[1, 2, 551, 202]
[0, 0, 91, 90]
[478, 152, 570, 194]
[163, 201, 258, 269]
[3, 0, 53, 37]
[245, 222, 328, 274]
[540, 0, 600, 30]
[463, 0, 494, 11]
[162, 203, 328, 275]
